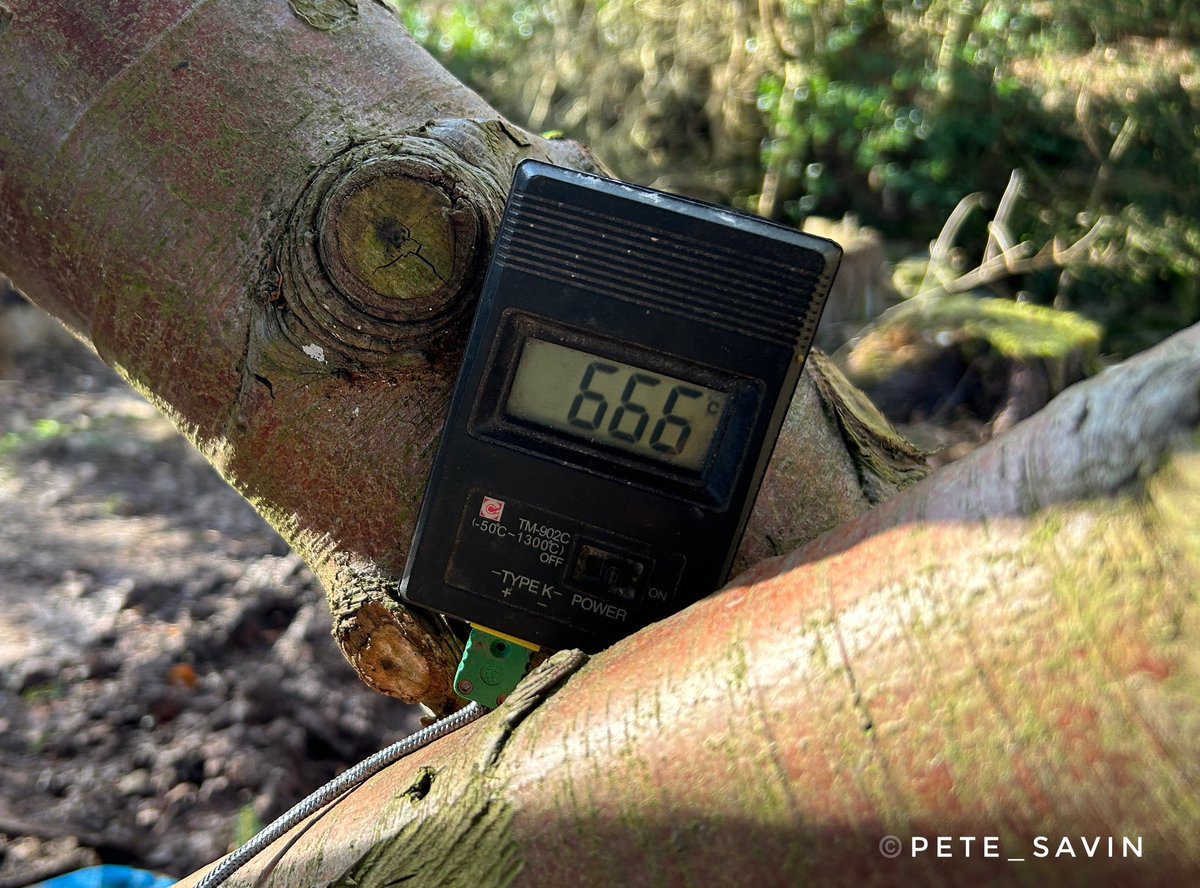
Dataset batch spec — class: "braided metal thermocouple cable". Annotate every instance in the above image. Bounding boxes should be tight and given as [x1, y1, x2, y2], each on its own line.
[196, 701, 486, 888]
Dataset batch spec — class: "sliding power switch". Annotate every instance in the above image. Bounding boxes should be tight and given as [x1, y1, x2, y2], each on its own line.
[570, 543, 649, 602]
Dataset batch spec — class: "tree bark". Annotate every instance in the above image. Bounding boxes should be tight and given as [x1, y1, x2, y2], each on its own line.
[179, 322, 1200, 886]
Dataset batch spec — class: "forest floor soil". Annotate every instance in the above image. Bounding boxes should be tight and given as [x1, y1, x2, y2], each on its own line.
[0, 331, 419, 883]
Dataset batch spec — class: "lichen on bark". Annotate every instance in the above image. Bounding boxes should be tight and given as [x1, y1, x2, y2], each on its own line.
[289, 0, 358, 32]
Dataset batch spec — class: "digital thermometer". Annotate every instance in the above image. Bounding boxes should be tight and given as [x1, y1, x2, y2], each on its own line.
[400, 161, 840, 705]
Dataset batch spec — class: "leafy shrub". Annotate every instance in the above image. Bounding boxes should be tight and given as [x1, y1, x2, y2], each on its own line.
[388, 0, 1200, 355]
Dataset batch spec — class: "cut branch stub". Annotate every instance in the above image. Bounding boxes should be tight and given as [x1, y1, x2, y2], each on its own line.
[318, 158, 476, 327]
[266, 138, 491, 372]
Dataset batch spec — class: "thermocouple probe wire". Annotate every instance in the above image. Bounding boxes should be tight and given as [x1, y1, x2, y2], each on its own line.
[196, 701, 486, 888]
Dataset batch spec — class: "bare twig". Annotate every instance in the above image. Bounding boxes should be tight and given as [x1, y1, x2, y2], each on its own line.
[945, 216, 1109, 294]
[983, 169, 1024, 265]
[915, 170, 1111, 300]
[931, 191, 987, 262]
[917, 190, 988, 297]
[1076, 91, 1138, 211]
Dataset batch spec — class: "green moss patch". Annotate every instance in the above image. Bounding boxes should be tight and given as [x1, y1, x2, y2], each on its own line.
[848, 294, 1102, 388]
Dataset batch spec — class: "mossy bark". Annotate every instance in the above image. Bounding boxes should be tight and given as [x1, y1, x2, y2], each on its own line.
[842, 293, 1103, 430]
[179, 326, 1200, 886]
[0, 0, 919, 711]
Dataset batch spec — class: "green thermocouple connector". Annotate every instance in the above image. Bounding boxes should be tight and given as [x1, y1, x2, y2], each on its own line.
[454, 625, 538, 709]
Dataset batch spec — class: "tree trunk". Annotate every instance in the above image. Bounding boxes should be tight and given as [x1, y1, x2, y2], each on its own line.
[180, 322, 1200, 886]
[0, 0, 920, 714]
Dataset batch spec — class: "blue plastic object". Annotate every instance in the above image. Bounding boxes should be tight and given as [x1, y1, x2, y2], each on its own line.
[30, 865, 176, 888]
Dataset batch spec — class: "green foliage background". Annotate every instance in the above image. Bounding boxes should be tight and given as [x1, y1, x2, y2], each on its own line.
[388, 0, 1200, 355]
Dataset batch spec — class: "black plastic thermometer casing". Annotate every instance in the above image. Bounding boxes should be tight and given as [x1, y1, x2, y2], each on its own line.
[400, 161, 841, 653]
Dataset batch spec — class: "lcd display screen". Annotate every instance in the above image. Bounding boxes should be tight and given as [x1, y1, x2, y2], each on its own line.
[506, 339, 728, 471]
